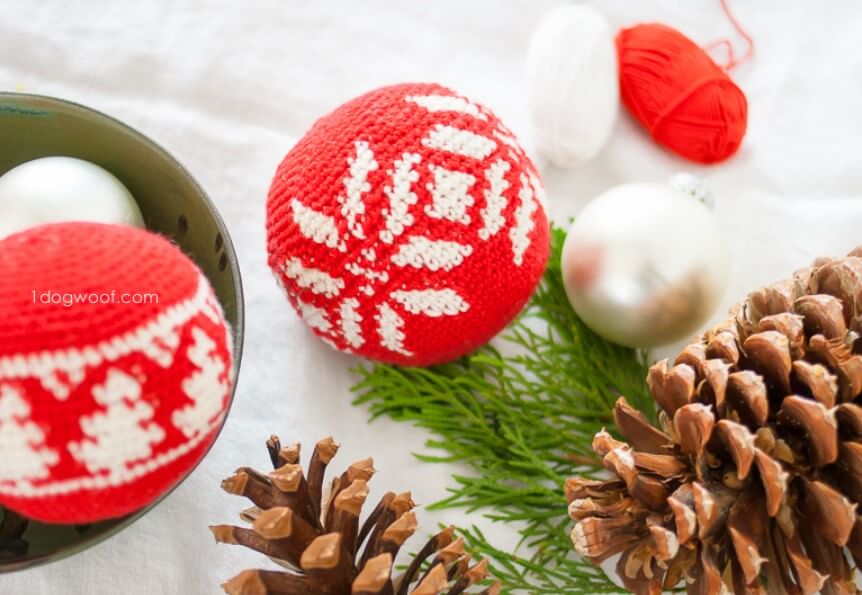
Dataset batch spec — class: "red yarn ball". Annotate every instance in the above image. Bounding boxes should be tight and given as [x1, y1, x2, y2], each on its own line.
[267, 83, 549, 366]
[616, 23, 748, 164]
[0, 223, 233, 524]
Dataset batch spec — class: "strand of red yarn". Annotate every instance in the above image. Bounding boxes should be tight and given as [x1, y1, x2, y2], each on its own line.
[703, 0, 754, 71]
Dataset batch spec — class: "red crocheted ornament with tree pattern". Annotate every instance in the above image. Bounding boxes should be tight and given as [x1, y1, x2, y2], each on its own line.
[267, 83, 549, 366]
[0, 223, 233, 524]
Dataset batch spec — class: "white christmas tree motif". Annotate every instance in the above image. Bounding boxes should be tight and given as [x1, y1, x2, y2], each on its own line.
[0, 384, 59, 483]
[284, 93, 543, 358]
[68, 369, 165, 477]
[173, 326, 229, 439]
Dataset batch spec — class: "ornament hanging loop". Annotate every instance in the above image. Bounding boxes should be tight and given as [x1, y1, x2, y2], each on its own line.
[704, 0, 754, 71]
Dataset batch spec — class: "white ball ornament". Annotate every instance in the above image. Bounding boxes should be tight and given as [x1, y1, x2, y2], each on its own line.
[0, 156, 144, 239]
[561, 182, 730, 348]
[526, 4, 619, 168]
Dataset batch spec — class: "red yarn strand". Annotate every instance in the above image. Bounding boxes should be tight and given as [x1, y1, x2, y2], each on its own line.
[704, 0, 754, 71]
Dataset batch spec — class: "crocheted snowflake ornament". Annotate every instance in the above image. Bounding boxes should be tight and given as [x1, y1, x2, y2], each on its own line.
[0, 223, 233, 524]
[267, 83, 550, 366]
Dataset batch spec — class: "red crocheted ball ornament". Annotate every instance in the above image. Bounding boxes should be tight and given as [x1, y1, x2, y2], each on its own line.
[0, 223, 233, 524]
[267, 83, 549, 366]
[617, 23, 748, 164]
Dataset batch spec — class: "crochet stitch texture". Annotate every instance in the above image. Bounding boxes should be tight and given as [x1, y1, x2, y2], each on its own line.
[0, 223, 233, 523]
[267, 83, 549, 366]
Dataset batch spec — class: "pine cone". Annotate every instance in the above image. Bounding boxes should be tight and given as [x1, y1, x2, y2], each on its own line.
[211, 436, 500, 595]
[567, 248, 862, 594]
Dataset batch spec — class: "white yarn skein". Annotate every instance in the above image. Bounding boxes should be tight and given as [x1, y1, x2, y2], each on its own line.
[526, 5, 619, 168]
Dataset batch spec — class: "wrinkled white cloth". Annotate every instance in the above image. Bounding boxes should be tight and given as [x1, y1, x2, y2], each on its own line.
[0, 0, 860, 592]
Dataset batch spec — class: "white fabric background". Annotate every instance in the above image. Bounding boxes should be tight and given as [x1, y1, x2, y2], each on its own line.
[1, 0, 860, 592]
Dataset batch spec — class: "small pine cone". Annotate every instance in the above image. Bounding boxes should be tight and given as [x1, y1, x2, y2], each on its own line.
[567, 248, 862, 594]
[211, 435, 500, 595]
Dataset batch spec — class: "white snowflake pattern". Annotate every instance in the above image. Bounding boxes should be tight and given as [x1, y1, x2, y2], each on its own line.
[283, 93, 542, 357]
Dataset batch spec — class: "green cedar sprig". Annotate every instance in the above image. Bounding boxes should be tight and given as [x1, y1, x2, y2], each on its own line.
[352, 226, 654, 593]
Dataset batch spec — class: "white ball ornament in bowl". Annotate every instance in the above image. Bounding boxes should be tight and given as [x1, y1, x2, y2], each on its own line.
[0, 156, 144, 239]
[526, 4, 619, 168]
[561, 182, 730, 348]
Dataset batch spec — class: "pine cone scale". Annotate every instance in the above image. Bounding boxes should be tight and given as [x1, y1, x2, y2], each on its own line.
[353, 553, 394, 595]
[613, 398, 673, 454]
[674, 403, 714, 458]
[223, 568, 309, 595]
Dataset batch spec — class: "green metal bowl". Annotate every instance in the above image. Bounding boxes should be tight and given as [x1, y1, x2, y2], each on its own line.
[0, 93, 244, 573]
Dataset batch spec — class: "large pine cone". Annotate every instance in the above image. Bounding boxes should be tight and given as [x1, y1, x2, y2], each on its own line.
[567, 249, 862, 594]
[212, 436, 499, 595]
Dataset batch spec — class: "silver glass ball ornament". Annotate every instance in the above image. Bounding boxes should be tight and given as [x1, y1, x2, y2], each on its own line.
[561, 182, 730, 348]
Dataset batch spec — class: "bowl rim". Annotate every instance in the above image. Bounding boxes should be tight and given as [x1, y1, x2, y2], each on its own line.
[0, 91, 245, 573]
